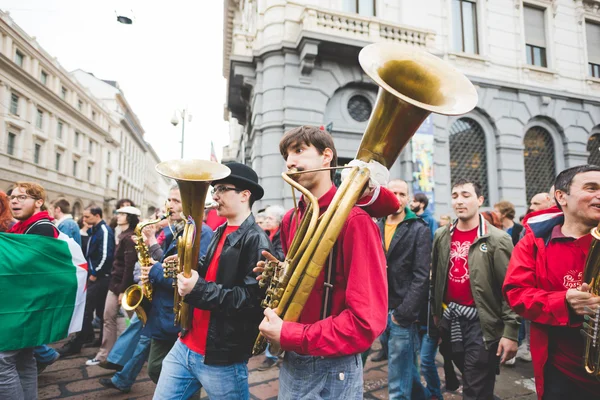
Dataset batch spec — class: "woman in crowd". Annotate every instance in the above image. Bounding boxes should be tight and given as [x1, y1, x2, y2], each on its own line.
[0, 191, 15, 232]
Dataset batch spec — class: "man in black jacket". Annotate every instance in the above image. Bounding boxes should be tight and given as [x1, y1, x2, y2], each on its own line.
[154, 162, 271, 400]
[376, 179, 432, 399]
[58, 206, 115, 356]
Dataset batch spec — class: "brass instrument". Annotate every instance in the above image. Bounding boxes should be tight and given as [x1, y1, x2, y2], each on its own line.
[156, 159, 230, 330]
[582, 224, 600, 378]
[253, 42, 478, 356]
[121, 210, 170, 325]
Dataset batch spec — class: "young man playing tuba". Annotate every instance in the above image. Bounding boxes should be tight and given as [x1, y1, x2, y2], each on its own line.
[256, 125, 395, 399]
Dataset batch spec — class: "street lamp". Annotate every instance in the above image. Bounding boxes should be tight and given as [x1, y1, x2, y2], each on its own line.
[171, 109, 192, 159]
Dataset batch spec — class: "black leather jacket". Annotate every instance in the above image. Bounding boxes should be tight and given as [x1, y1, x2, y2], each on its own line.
[184, 214, 272, 365]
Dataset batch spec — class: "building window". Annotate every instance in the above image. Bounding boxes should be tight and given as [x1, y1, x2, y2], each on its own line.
[342, 0, 376, 17]
[40, 70, 48, 85]
[14, 50, 24, 67]
[524, 126, 555, 204]
[87, 166, 92, 182]
[10, 94, 19, 115]
[61, 86, 67, 100]
[57, 121, 64, 139]
[106, 172, 110, 187]
[588, 134, 600, 166]
[78, 100, 83, 112]
[524, 5, 547, 68]
[452, 0, 479, 54]
[88, 139, 93, 154]
[587, 20, 600, 78]
[72, 160, 78, 177]
[449, 117, 489, 205]
[92, 111, 96, 121]
[55, 152, 62, 171]
[75, 131, 80, 148]
[36, 109, 44, 129]
[7, 132, 16, 155]
[347, 95, 372, 122]
[107, 151, 111, 164]
[34, 143, 41, 164]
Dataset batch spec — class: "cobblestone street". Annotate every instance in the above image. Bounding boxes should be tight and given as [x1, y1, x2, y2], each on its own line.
[39, 336, 536, 399]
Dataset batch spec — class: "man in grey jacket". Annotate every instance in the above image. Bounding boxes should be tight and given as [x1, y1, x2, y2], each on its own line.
[431, 178, 519, 400]
[377, 179, 432, 400]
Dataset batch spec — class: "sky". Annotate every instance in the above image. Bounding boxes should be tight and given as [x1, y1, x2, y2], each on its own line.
[2, 0, 230, 162]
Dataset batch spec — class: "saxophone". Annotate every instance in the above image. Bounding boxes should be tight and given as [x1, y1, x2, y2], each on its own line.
[121, 209, 170, 325]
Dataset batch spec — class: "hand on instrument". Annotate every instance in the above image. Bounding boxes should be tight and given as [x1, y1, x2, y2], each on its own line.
[163, 255, 178, 266]
[566, 283, 600, 315]
[142, 224, 157, 246]
[118, 292, 124, 305]
[259, 308, 283, 345]
[497, 337, 518, 364]
[177, 269, 199, 297]
[140, 264, 152, 283]
[253, 251, 281, 281]
[340, 159, 389, 198]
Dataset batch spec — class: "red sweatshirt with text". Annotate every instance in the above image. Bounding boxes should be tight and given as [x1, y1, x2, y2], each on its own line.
[278, 185, 388, 357]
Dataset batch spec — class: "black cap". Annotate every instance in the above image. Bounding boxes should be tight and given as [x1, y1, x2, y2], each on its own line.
[213, 162, 264, 200]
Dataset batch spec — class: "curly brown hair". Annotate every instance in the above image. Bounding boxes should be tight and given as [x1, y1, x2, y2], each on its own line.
[0, 191, 13, 232]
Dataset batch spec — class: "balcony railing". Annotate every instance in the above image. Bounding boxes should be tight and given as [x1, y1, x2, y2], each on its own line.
[300, 6, 434, 48]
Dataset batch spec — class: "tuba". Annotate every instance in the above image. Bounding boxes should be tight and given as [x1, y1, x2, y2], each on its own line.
[156, 160, 230, 331]
[582, 224, 600, 378]
[121, 211, 170, 325]
[253, 42, 478, 355]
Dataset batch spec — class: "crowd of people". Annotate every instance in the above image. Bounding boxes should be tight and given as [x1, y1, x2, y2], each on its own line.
[0, 125, 599, 400]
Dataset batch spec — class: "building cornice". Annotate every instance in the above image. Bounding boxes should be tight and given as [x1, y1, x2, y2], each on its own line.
[0, 54, 115, 142]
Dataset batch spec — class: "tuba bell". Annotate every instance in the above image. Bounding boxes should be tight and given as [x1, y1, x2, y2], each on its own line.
[253, 41, 478, 355]
[581, 224, 600, 379]
[156, 160, 230, 331]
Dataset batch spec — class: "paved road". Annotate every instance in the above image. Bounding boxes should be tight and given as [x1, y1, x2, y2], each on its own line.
[39, 336, 536, 399]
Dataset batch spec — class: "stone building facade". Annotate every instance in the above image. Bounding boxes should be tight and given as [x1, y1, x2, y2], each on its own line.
[222, 0, 600, 216]
[0, 11, 168, 218]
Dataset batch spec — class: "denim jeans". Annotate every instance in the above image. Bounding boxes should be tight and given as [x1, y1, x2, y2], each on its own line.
[33, 345, 59, 364]
[153, 340, 249, 400]
[107, 313, 143, 367]
[278, 351, 363, 400]
[385, 313, 428, 400]
[419, 332, 442, 399]
[112, 335, 151, 390]
[0, 349, 37, 400]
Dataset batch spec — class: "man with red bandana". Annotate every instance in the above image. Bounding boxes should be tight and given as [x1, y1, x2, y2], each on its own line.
[504, 165, 600, 400]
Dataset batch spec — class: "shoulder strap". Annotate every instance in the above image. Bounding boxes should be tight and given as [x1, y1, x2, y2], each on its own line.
[25, 220, 57, 235]
[321, 245, 338, 320]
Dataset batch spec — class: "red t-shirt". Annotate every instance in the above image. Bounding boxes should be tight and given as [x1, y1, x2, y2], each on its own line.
[445, 226, 478, 306]
[180, 225, 239, 355]
[545, 225, 597, 388]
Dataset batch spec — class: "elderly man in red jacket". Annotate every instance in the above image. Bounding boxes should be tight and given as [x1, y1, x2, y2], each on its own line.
[256, 125, 398, 400]
[503, 165, 600, 400]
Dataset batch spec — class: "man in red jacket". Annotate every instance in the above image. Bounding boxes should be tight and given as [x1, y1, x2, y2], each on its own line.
[257, 125, 393, 399]
[503, 165, 600, 400]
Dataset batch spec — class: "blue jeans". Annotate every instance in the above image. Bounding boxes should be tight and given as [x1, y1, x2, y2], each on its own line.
[420, 332, 442, 399]
[153, 340, 249, 400]
[265, 343, 278, 361]
[0, 349, 37, 400]
[384, 313, 428, 400]
[33, 345, 58, 364]
[278, 351, 363, 400]
[107, 313, 143, 367]
[111, 335, 151, 390]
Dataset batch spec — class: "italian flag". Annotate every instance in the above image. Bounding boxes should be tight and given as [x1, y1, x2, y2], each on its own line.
[0, 232, 87, 351]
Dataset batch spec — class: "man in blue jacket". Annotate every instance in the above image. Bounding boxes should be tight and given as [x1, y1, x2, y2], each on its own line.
[50, 199, 81, 246]
[58, 205, 115, 356]
[411, 192, 438, 241]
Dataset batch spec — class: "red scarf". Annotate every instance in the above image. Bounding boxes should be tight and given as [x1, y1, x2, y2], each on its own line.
[269, 227, 279, 242]
[9, 211, 54, 235]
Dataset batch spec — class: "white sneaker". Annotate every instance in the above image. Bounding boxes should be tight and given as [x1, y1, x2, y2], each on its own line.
[504, 356, 516, 366]
[86, 358, 101, 366]
[517, 344, 532, 362]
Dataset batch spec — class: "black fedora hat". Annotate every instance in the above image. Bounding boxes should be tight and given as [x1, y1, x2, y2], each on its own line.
[213, 162, 264, 200]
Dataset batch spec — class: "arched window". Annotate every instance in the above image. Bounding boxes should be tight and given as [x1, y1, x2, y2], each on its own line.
[449, 118, 489, 205]
[588, 133, 600, 166]
[72, 201, 82, 220]
[524, 126, 555, 205]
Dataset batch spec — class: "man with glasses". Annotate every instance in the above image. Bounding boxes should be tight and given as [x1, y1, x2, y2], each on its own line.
[154, 162, 272, 399]
[2, 182, 60, 397]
